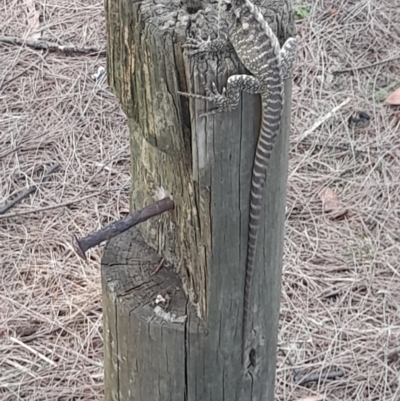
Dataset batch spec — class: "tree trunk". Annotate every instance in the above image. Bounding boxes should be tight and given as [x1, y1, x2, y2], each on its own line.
[102, 0, 296, 399]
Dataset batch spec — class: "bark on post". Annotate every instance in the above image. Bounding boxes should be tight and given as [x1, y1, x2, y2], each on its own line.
[102, 0, 296, 399]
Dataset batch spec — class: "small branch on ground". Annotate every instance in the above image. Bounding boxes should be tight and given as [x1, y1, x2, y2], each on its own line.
[20, 305, 103, 343]
[0, 131, 61, 160]
[0, 191, 104, 220]
[294, 98, 351, 143]
[73, 197, 174, 260]
[294, 368, 344, 386]
[0, 49, 49, 90]
[333, 55, 400, 74]
[0, 37, 106, 55]
[0, 146, 22, 160]
[0, 162, 61, 215]
[10, 337, 57, 367]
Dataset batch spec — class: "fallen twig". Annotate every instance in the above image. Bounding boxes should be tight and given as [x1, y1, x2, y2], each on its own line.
[294, 368, 344, 386]
[0, 162, 61, 215]
[293, 140, 394, 155]
[0, 191, 103, 220]
[0, 146, 22, 160]
[0, 49, 49, 90]
[10, 337, 57, 367]
[20, 306, 103, 343]
[0, 36, 106, 55]
[333, 55, 400, 74]
[0, 131, 58, 160]
[4, 358, 37, 379]
[294, 98, 351, 143]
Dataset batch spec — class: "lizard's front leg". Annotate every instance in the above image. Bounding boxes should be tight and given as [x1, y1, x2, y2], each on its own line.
[280, 37, 297, 80]
[182, 35, 228, 56]
[178, 74, 262, 117]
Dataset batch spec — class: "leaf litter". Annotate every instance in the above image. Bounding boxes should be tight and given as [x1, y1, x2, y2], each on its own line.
[1, 0, 400, 400]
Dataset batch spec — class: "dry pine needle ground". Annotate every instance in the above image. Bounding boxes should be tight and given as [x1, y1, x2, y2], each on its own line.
[1, 0, 400, 400]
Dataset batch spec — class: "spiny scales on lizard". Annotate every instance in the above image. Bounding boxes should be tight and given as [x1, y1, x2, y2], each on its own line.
[178, 0, 297, 369]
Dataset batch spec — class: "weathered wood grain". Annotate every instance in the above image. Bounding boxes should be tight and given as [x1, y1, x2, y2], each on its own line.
[102, 0, 295, 399]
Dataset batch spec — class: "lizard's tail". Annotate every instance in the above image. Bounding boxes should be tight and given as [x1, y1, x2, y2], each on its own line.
[242, 0, 281, 58]
[242, 86, 283, 367]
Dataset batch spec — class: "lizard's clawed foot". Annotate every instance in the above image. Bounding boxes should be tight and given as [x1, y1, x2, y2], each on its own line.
[182, 35, 212, 56]
[182, 35, 227, 56]
[177, 90, 215, 103]
[178, 79, 236, 118]
[198, 82, 235, 117]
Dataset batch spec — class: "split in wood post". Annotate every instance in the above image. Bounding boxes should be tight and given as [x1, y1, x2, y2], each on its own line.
[73, 197, 174, 260]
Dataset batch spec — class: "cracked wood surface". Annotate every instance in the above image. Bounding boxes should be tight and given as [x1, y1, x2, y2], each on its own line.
[102, 0, 295, 399]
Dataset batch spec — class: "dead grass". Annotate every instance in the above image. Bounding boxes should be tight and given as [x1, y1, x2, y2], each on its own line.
[278, 1, 400, 400]
[0, 1, 129, 400]
[0, 0, 399, 400]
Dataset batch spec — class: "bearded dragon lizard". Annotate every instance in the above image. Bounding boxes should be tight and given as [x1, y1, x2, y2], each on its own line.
[178, 0, 297, 369]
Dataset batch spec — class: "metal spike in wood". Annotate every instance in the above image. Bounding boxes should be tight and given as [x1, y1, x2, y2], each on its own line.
[72, 197, 174, 260]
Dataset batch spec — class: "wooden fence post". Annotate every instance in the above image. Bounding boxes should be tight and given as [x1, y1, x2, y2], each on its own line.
[102, 0, 296, 399]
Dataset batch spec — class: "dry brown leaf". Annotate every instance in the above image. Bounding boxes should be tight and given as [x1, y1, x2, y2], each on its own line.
[386, 87, 400, 105]
[25, 0, 41, 40]
[319, 187, 341, 211]
[319, 187, 347, 218]
[294, 396, 324, 401]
